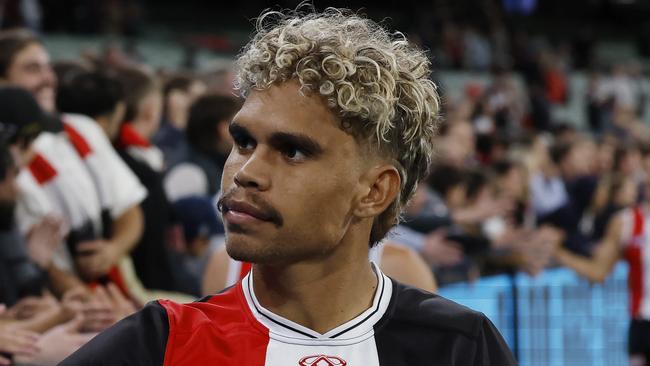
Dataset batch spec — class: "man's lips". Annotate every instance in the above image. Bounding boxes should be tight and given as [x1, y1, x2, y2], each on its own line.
[222, 200, 273, 223]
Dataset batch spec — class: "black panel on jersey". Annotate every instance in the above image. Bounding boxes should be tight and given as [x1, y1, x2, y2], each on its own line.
[373, 280, 517, 366]
[59, 301, 169, 366]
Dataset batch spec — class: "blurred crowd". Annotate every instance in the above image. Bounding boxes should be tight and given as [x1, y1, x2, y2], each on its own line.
[0, 6, 649, 365]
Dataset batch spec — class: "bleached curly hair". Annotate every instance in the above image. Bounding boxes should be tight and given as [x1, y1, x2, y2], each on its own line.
[235, 8, 441, 246]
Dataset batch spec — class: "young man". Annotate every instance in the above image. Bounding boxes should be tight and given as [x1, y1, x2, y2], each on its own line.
[153, 74, 206, 166]
[62, 9, 516, 365]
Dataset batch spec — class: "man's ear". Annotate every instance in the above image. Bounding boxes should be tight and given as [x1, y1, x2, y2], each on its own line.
[354, 165, 401, 219]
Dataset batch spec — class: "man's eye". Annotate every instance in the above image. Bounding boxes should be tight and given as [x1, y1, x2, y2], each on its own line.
[235, 136, 255, 150]
[283, 147, 307, 161]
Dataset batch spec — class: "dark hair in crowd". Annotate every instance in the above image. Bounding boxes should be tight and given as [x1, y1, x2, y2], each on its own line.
[0, 145, 14, 181]
[427, 164, 465, 197]
[57, 70, 124, 119]
[492, 159, 515, 178]
[186, 93, 241, 152]
[163, 74, 195, 98]
[114, 66, 158, 122]
[0, 29, 42, 78]
[464, 169, 490, 202]
[162, 73, 196, 120]
[550, 142, 572, 165]
[53, 60, 91, 89]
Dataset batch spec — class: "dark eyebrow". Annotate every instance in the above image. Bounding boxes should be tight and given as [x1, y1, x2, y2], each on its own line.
[268, 132, 324, 157]
[229, 121, 324, 157]
[229, 122, 250, 138]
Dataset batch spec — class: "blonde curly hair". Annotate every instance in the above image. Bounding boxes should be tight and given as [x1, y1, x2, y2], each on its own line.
[235, 8, 441, 246]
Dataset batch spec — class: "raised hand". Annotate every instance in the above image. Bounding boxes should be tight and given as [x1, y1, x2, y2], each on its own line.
[0, 325, 40, 365]
[26, 215, 66, 269]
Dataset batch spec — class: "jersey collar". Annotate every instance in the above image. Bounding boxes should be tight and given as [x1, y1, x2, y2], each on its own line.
[241, 262, 393, 342]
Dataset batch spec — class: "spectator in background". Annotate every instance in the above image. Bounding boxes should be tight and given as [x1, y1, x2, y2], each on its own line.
[0, 96, 130, 365]
[0, 142, 61, 308]
[113, 66, 164, 171]
[485, 68, 526, 135]
[56, 68, 184, 298]
[463, 25, 492, 72]
[171, 196, 223, 296]
[0, 29, 56, 113]
[202, 66, 237, 95]
[2, 83, 145, 296]
[56, 69, 125, 140]
[153, 74, 206, 167]
[586, 69, 609, 134]
[111, 66, 179, 293]
[0, 29, 147, 296]
[438, 119, 477, 167]
[164, 93, 241, 201]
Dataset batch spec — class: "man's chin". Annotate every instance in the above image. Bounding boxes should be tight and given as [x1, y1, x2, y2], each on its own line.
[224, 236, 293, 265]
[35, 90, 56, 113]
[225, 235, 265, 262]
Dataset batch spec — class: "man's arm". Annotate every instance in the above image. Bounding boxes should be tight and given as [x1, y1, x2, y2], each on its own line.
[379, 242, 438, 293]
[555, 213, 623, 283]
[47, 265, 85, 297]
[76, 205, 144, 279]
[110, 204, 144, 259]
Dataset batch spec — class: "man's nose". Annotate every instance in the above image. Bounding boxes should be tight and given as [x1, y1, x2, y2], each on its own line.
[233, 150, 271, 191]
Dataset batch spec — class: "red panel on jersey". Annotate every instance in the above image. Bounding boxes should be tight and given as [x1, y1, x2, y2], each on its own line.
[626, 207, 645, 318]
[159, 283, 270, 366]
[63, 122, 92, 158]
[28, 153, 57, 185]
[240, 262, 253, 280]
[117, 124, 151, 149]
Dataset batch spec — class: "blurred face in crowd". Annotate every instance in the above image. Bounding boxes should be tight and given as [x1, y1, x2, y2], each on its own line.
[0, 163, 18, 204]
[616, 177, 638, 208]
[139, 89, 163, 139]
[563, 140, 595, 178]
[499, 165, 525, 201]
[443, 120, 475, 166]
[218, 82, 389, 264]
[596, 141, 615, 174]
[643, 152, 650, 178]
[167, 80, 206, 129]
[104, 102, 126, 140]
[446, 184, 467, 210]
[3, 43, 57, 113]
[619, 148, 642, 177]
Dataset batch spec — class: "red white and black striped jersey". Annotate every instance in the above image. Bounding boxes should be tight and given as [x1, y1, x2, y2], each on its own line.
[61, 266, 516, 365]
[620, 206, 650, 319]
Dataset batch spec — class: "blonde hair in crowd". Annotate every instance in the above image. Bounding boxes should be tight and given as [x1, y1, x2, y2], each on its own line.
[234, 7, 441, 245]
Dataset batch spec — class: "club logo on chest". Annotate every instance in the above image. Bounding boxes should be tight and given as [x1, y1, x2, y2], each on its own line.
[298, 354, 347, 366]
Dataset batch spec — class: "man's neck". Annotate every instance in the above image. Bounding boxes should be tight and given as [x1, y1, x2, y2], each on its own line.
[251, 239, 377, 334]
